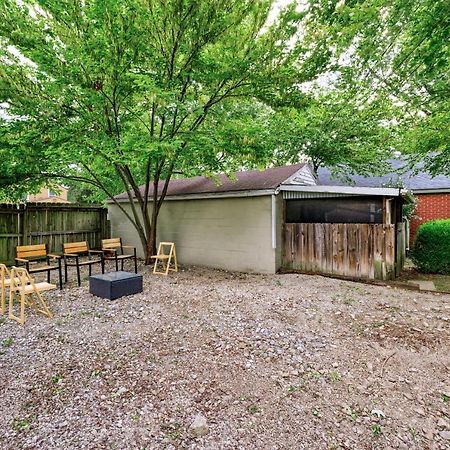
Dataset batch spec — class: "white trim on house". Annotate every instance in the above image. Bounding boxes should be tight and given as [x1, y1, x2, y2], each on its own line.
[109, 188, 277, 203]
[412, 188, 450, 194]
[279, 184, 406, 197]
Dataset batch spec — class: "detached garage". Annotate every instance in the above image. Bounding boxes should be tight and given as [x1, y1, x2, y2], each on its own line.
[109, 164, 410, 279]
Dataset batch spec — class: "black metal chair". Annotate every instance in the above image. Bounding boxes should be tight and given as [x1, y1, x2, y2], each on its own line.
[15, 243, 63, 289]
[101, 238, 137, 273]
[63, 241, 104, 286]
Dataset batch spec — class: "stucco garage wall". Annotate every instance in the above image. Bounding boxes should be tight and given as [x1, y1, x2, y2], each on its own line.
[108, 195, 278, 273]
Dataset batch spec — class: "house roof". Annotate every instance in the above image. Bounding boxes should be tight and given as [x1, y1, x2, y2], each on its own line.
[114, 163, 306, 200]
[317, 159, 450, 193]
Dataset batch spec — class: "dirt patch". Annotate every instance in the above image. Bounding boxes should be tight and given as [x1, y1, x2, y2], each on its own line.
[0, 262, 449, 449]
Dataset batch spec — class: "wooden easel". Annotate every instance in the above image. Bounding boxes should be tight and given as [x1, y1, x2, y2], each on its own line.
[8, 267, 55, 325]
[151, 242, 178, 276]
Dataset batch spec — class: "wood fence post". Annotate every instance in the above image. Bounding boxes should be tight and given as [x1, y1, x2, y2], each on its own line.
[22, 204, 29, 246]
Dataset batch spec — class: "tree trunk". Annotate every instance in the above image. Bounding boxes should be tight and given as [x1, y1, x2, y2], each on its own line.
[144, 201, 159, 265]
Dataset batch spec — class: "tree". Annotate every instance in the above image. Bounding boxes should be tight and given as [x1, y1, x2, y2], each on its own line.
[0, 0, 333, 262]
[260, 85, 399, 176]
[309, 0, 450, 175]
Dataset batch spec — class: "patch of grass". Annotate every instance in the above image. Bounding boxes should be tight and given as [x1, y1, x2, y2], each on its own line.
[51, 374, 63, 385]
[307, 369, 322, 380]
[275, 279, 283, 287]
[328, 370, 341, 382]
[90, 368, 102, 378]
[343, 296, 356, 305]
[442, 393, 449, 403]
[248, 404, 259, 414]
[12, 418, 31, 432]
[162, 421, 181, 441]
[0, 316, 6, 325]
[408, 426, 417, 441]
[2, 336, 13, 348]
[399, 264, 450, 292]
[372, 424, 382, 436]
[312, 407, 321, 418]
[23, 400, 35, 409]
[347, 407, 358, 422]
[287, 384, 302, 393]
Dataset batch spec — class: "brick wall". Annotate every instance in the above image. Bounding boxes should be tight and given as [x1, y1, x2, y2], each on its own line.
[410, 193, 450, 244]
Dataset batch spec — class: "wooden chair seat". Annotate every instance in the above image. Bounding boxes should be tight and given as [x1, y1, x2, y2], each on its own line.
[66, 259, 102, 266]
[104, 253, 134, 260]
[28, 264, 59, 272]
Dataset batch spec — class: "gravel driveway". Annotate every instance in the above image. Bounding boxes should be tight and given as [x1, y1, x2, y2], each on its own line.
[0, 262, 449, 449]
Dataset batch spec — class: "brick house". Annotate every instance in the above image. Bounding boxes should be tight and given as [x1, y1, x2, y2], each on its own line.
[318, 160, 450, 245]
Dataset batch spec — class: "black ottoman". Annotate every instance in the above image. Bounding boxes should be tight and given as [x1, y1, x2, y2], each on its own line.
[89, 271, 143, 300]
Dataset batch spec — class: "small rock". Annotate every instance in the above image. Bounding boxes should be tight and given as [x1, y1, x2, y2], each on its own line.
[189, 413, 208, 438]
[415, 407, 426, 416]
[440, 431, 450, 440]
[371, 409, 386, 419]
[423, 428, 434, 440]
[437, 417, 448, 428]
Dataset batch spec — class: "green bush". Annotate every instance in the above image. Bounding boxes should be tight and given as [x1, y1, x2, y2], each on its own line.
[411, 219, 450, 274]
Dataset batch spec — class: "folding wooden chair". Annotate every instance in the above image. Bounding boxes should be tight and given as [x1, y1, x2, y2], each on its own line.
[0, 264, 17, 315]
[8, 267, 55, 325]
[151, 242, 178, 276]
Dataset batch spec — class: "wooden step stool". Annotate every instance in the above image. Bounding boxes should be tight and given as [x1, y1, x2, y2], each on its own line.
[151, 242, 178, 276]
[8, 267, 55, 324]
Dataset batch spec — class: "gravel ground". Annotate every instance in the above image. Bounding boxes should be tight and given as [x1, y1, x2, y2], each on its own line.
[0, 261, 449, 450]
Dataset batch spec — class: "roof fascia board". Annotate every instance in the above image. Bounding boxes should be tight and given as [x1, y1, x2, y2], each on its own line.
[109, 189, 276, 203]
[280, 185, 404, 197]
[412, 188, 450, 194]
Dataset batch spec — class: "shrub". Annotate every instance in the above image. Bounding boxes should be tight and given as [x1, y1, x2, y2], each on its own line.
[410, 219, 450, 274]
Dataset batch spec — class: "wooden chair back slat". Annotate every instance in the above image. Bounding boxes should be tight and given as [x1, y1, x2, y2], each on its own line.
[63, 242, 89, 254]
[102, 238, 121, 249]
[16, 244, 47, 259]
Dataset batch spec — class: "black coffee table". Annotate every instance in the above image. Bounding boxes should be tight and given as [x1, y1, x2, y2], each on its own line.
[89, 271, 143, 300]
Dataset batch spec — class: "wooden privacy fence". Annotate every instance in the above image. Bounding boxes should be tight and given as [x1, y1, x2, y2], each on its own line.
[283, 223, 405, 280]
[0, 203, 110, 265]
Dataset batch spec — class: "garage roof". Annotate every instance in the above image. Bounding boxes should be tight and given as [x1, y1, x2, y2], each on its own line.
[114, 163, 306, 200]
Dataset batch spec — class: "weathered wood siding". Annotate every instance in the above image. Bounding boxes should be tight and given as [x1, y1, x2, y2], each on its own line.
[283, 223, 400, 280]
[0, 203, 109, 265]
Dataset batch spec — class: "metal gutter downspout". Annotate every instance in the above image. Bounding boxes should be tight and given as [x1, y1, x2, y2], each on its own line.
[272, 188, 280, 249]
